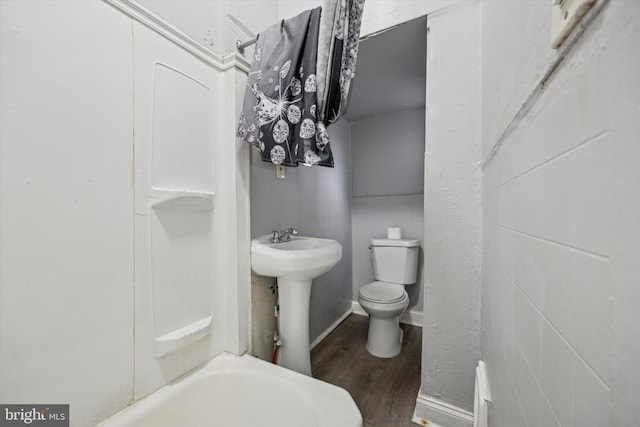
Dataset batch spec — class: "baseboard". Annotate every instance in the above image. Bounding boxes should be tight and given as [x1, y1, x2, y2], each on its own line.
[411, 392, 473, 427]
[351, 301, 424, 327]
[310, 307, 353, 349]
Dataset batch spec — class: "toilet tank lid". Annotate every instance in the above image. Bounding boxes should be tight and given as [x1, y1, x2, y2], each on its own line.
[370, 238, 420, 247]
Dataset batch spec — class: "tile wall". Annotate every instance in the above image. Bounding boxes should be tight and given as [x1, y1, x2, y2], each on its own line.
[481, 1, 640, 425]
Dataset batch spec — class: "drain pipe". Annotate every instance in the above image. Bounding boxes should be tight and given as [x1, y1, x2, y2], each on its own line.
[271, 279, 282, 364]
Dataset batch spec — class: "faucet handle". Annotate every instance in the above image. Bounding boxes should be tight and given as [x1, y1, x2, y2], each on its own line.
[270, 230, 280, 243]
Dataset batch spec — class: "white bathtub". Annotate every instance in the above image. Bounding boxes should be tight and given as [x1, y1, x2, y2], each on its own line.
[98, 353, 362, 427]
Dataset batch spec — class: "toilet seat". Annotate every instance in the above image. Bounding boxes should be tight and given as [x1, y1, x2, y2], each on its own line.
[359, 281, 406, 304]
[358, 281, 409, 358]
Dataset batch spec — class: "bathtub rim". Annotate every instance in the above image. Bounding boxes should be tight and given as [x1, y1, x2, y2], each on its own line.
[96, 352, 363, 427]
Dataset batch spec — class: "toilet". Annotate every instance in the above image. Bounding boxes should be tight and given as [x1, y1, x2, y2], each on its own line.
[358, 237, 420, 358]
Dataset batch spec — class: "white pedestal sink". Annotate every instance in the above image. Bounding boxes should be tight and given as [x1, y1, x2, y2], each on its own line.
[251, 234, 342, 376]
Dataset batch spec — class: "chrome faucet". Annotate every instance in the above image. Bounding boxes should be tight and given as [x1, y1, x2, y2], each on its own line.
[270, 227, 299, 243]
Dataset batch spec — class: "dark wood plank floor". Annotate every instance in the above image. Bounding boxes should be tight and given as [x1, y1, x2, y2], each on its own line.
[311, 314, 422, 427]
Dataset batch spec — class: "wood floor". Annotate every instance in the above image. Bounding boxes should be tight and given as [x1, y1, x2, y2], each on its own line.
[311, 314, 422, 427]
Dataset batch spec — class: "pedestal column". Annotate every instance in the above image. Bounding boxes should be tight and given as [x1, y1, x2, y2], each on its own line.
[276, 277, 313, 376]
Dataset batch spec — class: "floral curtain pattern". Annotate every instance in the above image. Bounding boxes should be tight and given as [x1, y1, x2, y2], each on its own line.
[238, 0, 365, 168]
[317, 0, 366, 125]
[238, 8, 330, 167]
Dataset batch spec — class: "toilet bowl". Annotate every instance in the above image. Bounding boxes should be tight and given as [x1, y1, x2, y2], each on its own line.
[358, 281, 409, 358]
[358, 237, 419, 358]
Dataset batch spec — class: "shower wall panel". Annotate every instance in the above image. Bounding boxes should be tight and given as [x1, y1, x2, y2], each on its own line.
[0, 1, 135, 425]
[132, 22, 220, 400]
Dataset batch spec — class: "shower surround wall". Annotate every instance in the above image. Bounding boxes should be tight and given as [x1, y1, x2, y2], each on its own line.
[0, 1, 273, 425]
[139, 0, 356, 366]
[0, 3, 134, 424]
[481, 1, 640, 426]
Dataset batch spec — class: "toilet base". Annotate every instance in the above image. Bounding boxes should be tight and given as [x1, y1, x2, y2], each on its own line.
[365, 315, 404, 358]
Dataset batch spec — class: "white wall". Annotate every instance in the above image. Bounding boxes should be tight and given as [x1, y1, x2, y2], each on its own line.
[481, 1, 640, 426]
[0, 2, 134, 425]
[352, 109, 425, 197]
[137, 0, 276, 56]
[351, 109, 425, 312]
[421, 1, 482, 413]
[137, 0, 224, 52]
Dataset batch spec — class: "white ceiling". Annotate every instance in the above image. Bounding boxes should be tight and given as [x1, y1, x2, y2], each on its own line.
[345, 16, 427, 122]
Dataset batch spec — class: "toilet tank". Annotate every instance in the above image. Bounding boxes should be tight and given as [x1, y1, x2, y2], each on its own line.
[370, 238, 420, 284]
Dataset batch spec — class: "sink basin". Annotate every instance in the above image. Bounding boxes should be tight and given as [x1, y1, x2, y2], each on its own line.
[251, 234, 342, 280]
[250, 234, 342, 376]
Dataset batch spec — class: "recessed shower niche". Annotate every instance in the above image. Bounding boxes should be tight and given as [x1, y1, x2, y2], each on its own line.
[150, 200, 213, 357]
[134, 23, 218, 363]
[151, 64, 214, 194]
[149, 63, 214, 357]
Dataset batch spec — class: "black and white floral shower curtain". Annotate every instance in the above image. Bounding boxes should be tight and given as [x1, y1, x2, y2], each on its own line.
[237, 0, 365, 168]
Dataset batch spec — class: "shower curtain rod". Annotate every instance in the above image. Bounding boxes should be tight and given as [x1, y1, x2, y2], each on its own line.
[236, 37, 257, 53]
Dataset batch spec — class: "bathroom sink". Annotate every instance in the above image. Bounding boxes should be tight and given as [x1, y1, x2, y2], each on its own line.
[251, 234, 342, 280]
[250, 234, 342, 376]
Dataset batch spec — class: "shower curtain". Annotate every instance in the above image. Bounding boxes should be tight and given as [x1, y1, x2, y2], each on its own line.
[237, 0, 365, 168]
